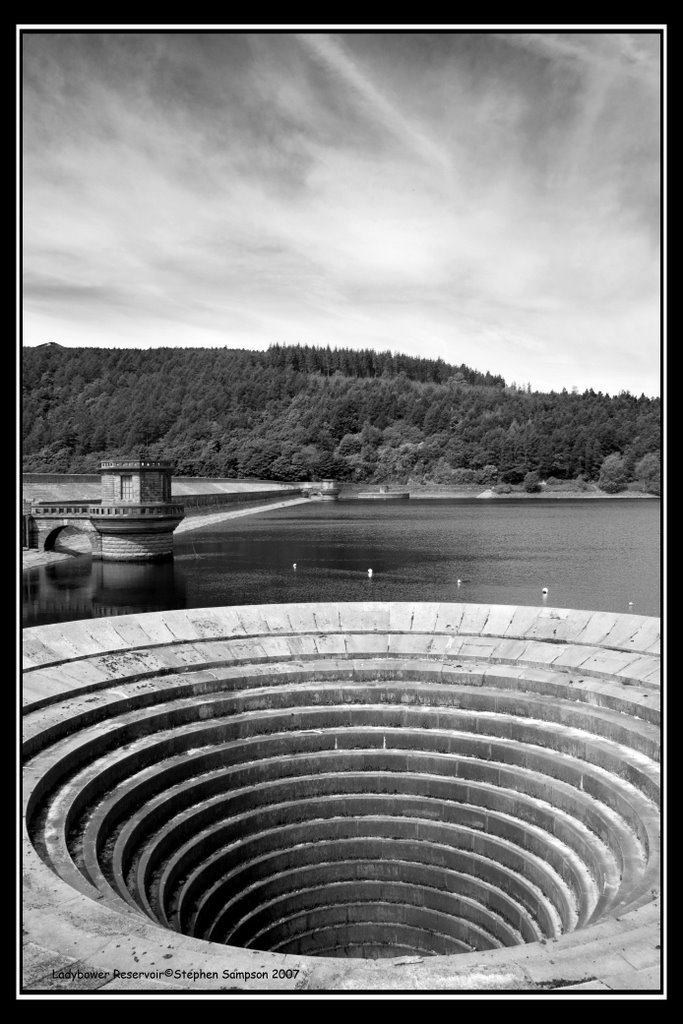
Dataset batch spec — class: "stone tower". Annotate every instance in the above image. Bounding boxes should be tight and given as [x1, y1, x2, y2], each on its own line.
[92, 458, 184, 560]
[99, 458, 173, 505]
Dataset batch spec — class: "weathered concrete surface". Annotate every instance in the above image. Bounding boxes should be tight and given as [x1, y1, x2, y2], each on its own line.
[22, 603, 661, 994]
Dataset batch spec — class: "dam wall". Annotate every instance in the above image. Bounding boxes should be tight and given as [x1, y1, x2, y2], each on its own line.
[181, 489, 303, 511]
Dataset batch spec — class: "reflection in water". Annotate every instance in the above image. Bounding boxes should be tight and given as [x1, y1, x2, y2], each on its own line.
[23, 557, 185, 625]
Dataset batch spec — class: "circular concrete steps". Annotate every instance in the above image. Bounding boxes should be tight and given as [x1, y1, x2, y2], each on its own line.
[22, 603, 660, 992]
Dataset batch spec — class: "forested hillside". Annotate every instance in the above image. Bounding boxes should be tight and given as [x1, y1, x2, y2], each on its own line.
[22, 344, 661, 493]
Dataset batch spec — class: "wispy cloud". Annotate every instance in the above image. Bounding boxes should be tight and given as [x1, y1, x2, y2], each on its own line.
[493, 32, 660, 86]
[22, 31, 661, 394]
[296, 33, 452, 173]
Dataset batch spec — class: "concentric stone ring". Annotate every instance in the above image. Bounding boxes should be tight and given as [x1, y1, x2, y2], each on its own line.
[22, 602, 660, 992]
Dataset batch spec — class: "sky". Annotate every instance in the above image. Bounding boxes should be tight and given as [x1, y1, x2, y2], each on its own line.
[21, 29, 662, 395]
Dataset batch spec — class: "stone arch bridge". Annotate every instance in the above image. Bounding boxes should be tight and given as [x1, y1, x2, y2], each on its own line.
[26, 501, 185, 561]
[23, 458, 342, 561]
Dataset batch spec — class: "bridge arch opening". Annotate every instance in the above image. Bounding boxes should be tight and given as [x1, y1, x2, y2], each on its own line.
[43, 524, 95, 555]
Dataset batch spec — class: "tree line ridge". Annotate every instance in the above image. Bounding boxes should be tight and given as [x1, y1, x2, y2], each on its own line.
[22, 344, 660, 494]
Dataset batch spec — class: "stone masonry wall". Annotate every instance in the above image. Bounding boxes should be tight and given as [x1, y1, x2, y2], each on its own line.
[99, 531, 175, 560]
[100, 472, 143, 503]
[139, 471, 170, 503]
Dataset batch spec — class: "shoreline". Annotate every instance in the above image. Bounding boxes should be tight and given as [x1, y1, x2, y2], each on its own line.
[346, 484, 658, 500]
[407, 490, 658, 500]
[22, 549, 82, 571]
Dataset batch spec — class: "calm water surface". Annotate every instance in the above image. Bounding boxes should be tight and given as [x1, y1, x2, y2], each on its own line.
[22, 499, 660, 627]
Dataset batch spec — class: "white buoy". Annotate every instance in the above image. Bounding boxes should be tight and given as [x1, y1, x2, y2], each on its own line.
[293, 563, 297, 570]
[628, 601, 634, 607]
[542, 587, 549, 596]
[368, 568, 373, 578]
[456, 578, 462, 586]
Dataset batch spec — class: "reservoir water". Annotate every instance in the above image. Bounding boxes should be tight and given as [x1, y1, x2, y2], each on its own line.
[22, 498, 660, 628]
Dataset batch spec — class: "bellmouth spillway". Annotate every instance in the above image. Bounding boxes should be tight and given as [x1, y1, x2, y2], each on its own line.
[22, 602, 661, 992]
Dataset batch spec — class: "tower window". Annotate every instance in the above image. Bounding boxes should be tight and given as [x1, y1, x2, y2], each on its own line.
[120, 475, 134, 500]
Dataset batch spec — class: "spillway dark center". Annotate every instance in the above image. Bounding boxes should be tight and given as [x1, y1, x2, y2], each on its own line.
[23, 602, 660, 991]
